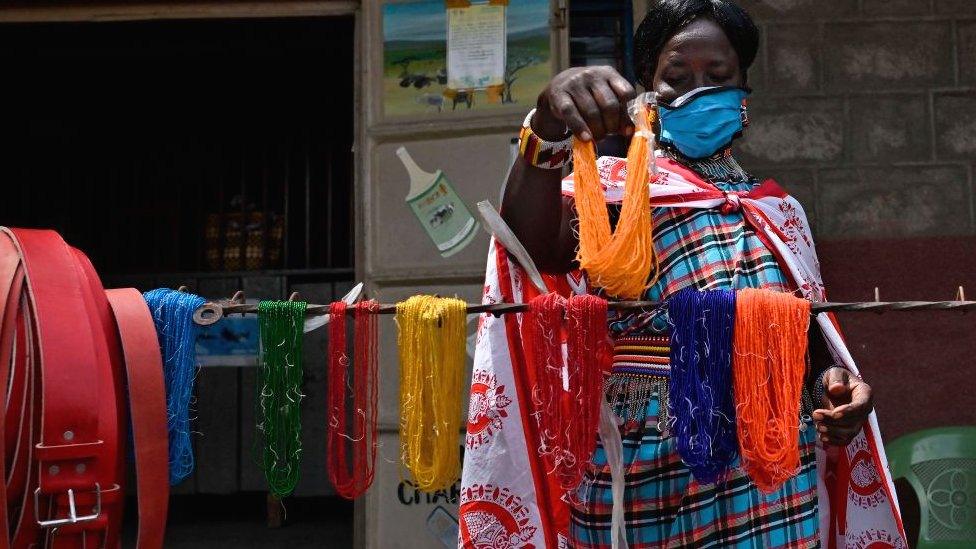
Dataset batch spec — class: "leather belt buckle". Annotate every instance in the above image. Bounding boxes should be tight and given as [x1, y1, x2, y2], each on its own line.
[33, 482, 102, 529]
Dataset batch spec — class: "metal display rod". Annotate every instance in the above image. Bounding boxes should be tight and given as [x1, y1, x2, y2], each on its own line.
[193, 293, 976, 326]
[191, 203, 975, 327]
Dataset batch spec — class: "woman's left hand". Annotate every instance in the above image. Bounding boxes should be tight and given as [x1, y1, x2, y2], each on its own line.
[811, 366, 873, 447]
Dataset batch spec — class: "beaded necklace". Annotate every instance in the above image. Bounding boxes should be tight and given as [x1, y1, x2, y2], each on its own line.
[660, 144, 754, 186]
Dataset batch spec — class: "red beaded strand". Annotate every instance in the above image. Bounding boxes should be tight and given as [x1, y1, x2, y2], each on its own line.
[327, 300, 379, 499]
[566, 294, 612, 490]
[522, 292, 610, 492]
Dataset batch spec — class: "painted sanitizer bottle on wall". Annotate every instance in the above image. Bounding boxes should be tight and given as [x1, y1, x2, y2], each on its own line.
[397, 146, 479, 258]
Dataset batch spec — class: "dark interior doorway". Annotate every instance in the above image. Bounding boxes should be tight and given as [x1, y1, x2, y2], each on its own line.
[0, 16, 355, 280]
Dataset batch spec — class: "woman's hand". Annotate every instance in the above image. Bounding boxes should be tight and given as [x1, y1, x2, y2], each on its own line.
[503, 67, 636, 274]
[812, 367, 874, 446]
[534, 66, 637, 143]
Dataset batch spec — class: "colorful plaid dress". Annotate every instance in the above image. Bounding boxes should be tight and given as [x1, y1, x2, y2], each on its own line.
[569, 167, 820, 548]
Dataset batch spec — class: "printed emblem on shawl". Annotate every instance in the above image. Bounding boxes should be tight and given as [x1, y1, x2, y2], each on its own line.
[747, 204, 826, 300]
[476, 283, 498, 341]
[459, 484, 537, 549]
[777, 200, 812, 255]
[848, 528, 908, 549]
[599, 156, 625, 186]
[593, 156, 679, 188]
[848, 436, 885, 508]
[796, 278, 825, 302]
[467, 370, 512, 449]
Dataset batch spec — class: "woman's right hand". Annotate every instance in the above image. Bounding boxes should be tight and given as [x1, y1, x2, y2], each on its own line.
[533, 66, 637, 143]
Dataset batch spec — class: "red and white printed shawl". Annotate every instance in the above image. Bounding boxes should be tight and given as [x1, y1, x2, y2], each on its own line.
[459, 154, 908, 549]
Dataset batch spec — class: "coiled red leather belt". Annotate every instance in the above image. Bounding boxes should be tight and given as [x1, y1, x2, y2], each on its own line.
[0, 228, 168, 548]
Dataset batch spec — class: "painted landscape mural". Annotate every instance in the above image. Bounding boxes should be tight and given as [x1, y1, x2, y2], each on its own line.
[382, 0, 551, 117]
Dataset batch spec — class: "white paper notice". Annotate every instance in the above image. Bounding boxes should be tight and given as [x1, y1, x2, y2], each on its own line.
[447, 4, 507, 90]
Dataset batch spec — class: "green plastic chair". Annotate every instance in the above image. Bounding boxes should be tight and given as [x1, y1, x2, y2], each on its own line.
[887, 426, 976, 549]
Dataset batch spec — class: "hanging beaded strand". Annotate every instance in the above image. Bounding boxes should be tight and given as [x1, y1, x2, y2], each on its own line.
[256, 299, 307, 498]
[327, 300, 379, 499]
[327, 300, 351, 496]
[564, 294, 613, 491]
[521, 293, 571, 486]
[733, 288, 809, 493]
[353, 300, 380, 496]
[143, 288, 206, 485]
[396, 295, 466, 492]
[572, 100, 659, 299]
[667, 288, 739, 484]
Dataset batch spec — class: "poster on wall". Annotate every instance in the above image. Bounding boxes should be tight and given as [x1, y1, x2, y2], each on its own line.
[382, 0, 551, 118]
[447, 3, 506, 92]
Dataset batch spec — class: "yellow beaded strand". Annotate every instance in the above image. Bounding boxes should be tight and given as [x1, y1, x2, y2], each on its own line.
[396, 295, 467, 492]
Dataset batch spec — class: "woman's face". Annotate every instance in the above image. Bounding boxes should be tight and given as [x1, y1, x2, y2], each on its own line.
[650, 17, 743, 104]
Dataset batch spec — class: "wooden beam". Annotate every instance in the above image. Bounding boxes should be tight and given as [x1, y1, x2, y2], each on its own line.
[0, 1, 359, 23]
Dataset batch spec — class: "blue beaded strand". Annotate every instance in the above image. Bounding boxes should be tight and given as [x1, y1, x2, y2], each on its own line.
[667, 288, 739, 484]
[143, 288, 205, 485]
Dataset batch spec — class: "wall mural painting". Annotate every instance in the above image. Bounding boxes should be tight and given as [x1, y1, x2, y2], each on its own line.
[382, 0, 551, 117]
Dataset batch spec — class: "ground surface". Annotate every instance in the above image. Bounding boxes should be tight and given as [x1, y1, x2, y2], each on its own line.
[123, 494, 354, 548]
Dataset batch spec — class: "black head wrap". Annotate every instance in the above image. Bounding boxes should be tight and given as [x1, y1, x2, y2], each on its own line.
[634, 0, 759, 88]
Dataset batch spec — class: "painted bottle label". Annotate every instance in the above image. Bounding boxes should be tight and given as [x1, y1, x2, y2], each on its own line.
[398, 147, 479, 258]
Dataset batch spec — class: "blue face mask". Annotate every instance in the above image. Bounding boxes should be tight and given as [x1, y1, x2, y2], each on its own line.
[657, 86, 749, 160]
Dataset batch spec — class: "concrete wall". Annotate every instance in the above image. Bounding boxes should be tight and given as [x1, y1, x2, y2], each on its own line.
[735, 0, 975, 240]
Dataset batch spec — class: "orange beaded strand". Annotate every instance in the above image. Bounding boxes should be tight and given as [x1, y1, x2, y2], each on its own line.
[732, 288, 810, 493]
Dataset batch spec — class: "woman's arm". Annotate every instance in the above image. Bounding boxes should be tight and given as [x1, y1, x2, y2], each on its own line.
[501, 66, 635, 274]
[500, 158, 577, 273]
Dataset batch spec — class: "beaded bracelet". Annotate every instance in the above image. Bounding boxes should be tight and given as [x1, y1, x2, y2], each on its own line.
[813, 366, 863, 408]
[518, 108, 573, 170]
[813, 375, 828, 409]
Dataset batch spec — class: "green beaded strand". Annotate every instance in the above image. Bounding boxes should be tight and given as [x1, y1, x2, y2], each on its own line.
[256, 300, 307, 498]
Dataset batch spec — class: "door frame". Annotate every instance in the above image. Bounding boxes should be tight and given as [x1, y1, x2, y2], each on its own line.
[0, 1, 358, 22]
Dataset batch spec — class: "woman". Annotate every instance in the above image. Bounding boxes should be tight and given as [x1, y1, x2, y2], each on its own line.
[460, 1, 899, 547]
